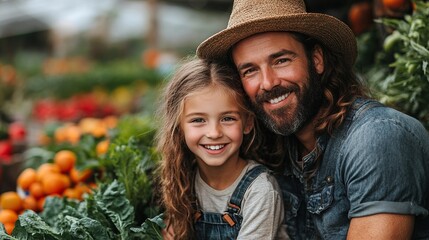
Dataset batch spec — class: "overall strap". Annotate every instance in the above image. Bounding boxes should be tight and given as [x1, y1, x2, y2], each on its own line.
[226, 165, 268, 214]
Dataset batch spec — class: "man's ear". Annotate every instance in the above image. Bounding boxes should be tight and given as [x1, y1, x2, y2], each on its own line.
[313, 45, 324, 74]
[243, 116, 254, 134]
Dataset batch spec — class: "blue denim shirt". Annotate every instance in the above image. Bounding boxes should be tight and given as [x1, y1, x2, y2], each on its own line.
[277, 98, 429, 239]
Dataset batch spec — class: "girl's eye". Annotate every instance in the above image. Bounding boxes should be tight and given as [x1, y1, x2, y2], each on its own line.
[222, 116, 236, 122]
[190, 118, 205, 123]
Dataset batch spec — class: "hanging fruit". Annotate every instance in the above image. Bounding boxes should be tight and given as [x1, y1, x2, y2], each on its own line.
[348, 1, 374, 35]
[382, 0, 410, 11]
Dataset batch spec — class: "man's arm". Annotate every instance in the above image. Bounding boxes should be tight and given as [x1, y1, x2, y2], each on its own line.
[347, 213, 414, 240]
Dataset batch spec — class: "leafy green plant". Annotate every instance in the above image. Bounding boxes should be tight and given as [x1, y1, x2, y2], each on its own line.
[17, 114, 161, 237]
[23, 60, 163, 100]
[0, 180, 164, 239]
[99, 137, 160, 224]
[98, 114, 160, 223]
[23, 133, 102, 171]
[364, 0, 429, 129]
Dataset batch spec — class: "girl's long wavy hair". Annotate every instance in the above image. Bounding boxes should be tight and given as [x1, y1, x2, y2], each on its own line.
[155, 57, 261, 239]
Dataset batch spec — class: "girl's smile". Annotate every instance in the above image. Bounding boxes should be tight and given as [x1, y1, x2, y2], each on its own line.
[180, 85, 253, 182]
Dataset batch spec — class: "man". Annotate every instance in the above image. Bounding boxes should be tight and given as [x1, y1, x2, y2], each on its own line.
[196, 0, 429, 239]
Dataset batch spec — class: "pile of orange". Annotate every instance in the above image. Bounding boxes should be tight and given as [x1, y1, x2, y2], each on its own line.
[0, 208, 18, 234]
[0, 191, 23, 234]
[40, 116, 118, 146]
[0, 149, 97, 235]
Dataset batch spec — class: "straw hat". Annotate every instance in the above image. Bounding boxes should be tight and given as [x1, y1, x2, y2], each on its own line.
[197, 0, 357, 67]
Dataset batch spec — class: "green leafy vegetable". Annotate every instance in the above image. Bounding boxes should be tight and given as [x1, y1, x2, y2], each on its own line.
[363, 0, 429, 129]
[0, 181, 164, 239]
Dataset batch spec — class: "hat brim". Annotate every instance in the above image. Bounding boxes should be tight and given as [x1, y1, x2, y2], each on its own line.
[197, 13, 357, 67]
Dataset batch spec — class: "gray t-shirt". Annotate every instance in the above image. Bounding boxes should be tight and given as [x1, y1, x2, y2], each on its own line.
[195, 160, 289, 239]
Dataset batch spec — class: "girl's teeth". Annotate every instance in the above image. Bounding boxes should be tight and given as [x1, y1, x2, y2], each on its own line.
[205, 145, 224, 150]
[269, 93, 289, 104]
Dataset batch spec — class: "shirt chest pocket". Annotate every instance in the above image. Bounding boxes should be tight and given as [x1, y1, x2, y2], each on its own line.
[307, 185, 334, 215]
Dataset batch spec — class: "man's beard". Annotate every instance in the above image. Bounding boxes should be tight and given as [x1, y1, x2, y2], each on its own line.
[251, 64, 324, 136]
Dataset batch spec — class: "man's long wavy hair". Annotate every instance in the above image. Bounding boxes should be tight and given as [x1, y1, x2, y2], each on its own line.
[155, 57, 262, 239]
[292, 32, 371, 135]
[283, 32, 371, 176]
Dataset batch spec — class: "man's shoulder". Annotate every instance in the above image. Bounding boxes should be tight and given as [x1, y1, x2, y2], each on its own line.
[326, 98, 429, 161]
[346, 99, 427, 138]
[349, 98, 413, 123]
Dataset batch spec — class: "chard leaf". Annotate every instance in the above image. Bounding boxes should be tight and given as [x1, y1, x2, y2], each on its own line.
[130, 213, 165, 240]
[13, 210, 62, 239]
[0, 224, 18, 239]
[93, 180, 135, 239]
[85, 195, 118, 236]
[76, 217, 110, 240]
[40, 196, 69, 226]
[59, 216, 109, 240]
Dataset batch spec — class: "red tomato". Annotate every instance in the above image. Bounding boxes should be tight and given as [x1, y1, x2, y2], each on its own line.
[0, 140, 12, 163]
[8, 122, 26, 142]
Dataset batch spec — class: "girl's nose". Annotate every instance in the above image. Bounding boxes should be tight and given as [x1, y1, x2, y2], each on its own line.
[205, 123, 223, 139]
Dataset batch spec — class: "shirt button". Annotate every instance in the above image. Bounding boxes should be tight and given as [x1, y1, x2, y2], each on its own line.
[326, 176, 333, 183]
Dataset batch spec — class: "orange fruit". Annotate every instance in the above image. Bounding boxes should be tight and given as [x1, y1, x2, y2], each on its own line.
[63, 188, 81, 200]
[54, 126, 67, 143]
[88, 182, 98, 190]
[64, 125, 81, 144]
[17, 168, 37, 191]
[0, 192, 22, 212]
[3, 222, 14, 235]
[76, 183, 91, 193]
[79, 118, 100, 134]
[348, 1, 373, 35]
[79, 118, 108, 138]
[0, 209, 18, 224]
[142, 48, 160, 69]
[22, 196, 38, 211]
[38, 133, 51, 145]
[74, 183, 92, 199]
[103, 115, 118, 129]
[54, 150, 77, 173]
[37, 197, 46, 212]
[96, 140, 109, 156]
[62, 175, 71, 189]
[36, 163, 61, 182]
[41, 173, 69, 195]
[382, 0, 408, 11]
[70, 168, 92, 183]
[91, 125, 107, 138]
[29, 182, 45, 199]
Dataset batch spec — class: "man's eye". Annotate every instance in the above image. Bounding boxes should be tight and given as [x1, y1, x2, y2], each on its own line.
[276, 58, 290, 64]
[242, 68, 255, 77]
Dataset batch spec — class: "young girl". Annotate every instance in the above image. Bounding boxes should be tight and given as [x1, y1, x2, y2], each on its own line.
[156, 57, 288, 239]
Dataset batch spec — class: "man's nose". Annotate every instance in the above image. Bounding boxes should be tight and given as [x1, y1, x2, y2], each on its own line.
[260, 67, 280, 91]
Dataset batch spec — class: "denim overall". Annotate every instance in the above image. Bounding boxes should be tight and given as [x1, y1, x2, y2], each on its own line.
[194, 165, 268, 240]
